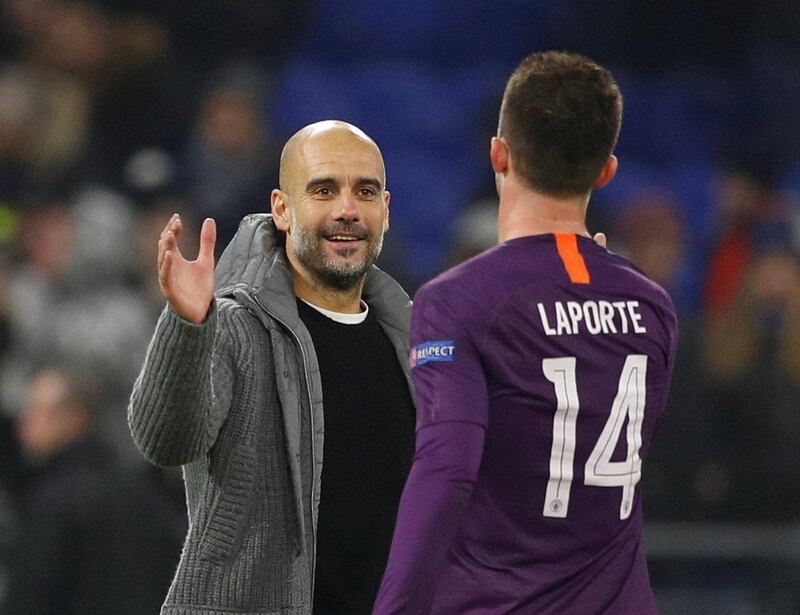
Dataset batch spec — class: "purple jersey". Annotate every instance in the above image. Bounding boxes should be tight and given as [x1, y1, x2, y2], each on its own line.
[373, 233, 678, 615]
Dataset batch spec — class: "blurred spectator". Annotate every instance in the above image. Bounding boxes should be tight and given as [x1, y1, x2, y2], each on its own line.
[0, 63, 87, 203]
[180, 62, 277, 251]
[443, 197, 498, 267]
[0, 0, 61, 60]
[3, 366, 184, 615]
[637, 187, 800, 523]
[694, 243, 800, 520]
[66, 2, 199, 193]
[3, 0, 196, 194]
[1, 0, 198, 201]
[703, 162, 794, 315]
[1, 188, 153, 462]
[611, 190, 692, 313]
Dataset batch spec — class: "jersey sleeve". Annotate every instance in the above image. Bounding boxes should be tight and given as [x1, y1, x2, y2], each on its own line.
[409, 281, 488, 429]
[372, 280, 489, 614]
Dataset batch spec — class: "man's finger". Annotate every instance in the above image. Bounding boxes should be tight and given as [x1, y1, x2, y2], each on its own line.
[159, 230, 180, 273]
[158, 214, 181, 271]
[160, 213, 180, 241]
[165, 230, 178, 255]
[157, 237, 165, 270]
[158, 250, 173, 294]
[172, 215, 182, 240]
[198, 218, 216, 265]
[593, 232, 607, 248]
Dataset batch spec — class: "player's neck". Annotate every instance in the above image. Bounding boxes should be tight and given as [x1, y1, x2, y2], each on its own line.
[497, 180, 590, 242]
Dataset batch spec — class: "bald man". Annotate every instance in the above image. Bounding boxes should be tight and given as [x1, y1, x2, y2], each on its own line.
[129, 121, 415, 615]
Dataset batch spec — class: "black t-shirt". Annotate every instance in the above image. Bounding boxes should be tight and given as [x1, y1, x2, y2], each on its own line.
[297, 299, 414, 615]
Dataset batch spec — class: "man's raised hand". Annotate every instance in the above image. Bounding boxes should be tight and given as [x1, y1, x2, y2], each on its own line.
[158, 214, 216, 324]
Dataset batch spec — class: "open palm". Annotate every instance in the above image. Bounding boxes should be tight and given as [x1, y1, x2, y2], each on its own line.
[158, 215, 216, 324]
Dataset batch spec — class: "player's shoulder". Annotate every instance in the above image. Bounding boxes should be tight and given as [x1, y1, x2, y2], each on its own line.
[418, 242, 509, 299]
[582, 243, 679, 353]
[589, 244, 677, 315]
[412, 247, 509, 330]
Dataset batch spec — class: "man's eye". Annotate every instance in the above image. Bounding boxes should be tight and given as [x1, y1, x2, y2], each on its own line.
[316, 187, 333, 196]
[359, 188, 377, 197]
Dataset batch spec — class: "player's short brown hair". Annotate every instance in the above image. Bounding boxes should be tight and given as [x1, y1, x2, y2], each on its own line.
[499, 51, 623, 197]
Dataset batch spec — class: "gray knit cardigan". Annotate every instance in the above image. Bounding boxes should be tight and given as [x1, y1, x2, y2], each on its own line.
[128, 214, 413, 615]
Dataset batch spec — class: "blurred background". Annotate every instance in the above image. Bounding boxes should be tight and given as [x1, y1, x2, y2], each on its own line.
[1, 0, 799, 613]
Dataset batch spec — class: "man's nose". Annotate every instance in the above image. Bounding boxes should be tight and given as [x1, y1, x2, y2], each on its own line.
[335, 193, 360, 220]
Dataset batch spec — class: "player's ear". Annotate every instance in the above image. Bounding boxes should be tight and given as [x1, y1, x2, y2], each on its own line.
[593, 155, 618, 189]
[271, 189, 291, 232]
[490, 137, 510, 175]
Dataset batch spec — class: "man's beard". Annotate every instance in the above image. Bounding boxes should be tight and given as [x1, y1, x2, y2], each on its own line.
[291, 218, 384, 291]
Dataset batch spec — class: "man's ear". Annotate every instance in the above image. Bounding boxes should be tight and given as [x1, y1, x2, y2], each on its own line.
[382, 191, 390, 232]
[593, 155, 618, 189]
[271, 189, 291, 232]
[490, 137, 510, 175]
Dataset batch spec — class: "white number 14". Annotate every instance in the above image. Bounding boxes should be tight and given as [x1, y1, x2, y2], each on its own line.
[542, 355, 647, 520]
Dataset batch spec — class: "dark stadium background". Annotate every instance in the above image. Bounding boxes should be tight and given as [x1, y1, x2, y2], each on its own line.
[1, 1, 799, 613]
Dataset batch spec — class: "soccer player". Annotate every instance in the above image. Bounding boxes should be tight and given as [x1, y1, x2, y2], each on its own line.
[373, 52, 678, 614]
